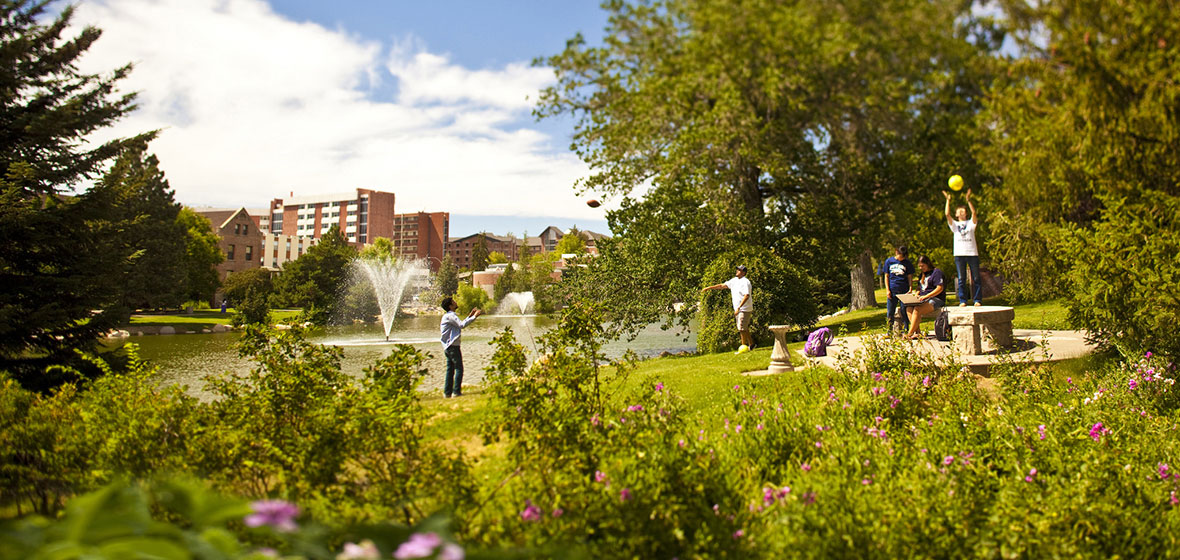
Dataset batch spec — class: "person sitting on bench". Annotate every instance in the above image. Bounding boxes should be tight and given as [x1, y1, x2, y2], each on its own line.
[906, 255, 946, 340]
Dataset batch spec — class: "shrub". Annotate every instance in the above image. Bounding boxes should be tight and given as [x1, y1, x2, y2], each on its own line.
[1060, 191, 1180, 358]
[697, 247, 819, 353]
[454, 282, 493, 316]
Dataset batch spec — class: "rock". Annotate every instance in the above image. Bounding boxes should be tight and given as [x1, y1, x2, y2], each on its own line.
[202, 328, 211, 334]
[659, 351, 672, 358]
[159, 326, 176, 335]
[274, 324, 292, 330]
[211, 324, 232, 333]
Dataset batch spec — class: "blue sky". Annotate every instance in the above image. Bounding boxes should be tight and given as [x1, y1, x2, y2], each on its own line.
[73, 0, 613, 237]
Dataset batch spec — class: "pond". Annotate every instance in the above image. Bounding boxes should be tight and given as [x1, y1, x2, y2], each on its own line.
[125, 315, 696, 398]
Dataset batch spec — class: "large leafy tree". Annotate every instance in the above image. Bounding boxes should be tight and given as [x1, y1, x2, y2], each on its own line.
[0, 1, 145, 362]
[273, 226, 358, 324]
[470, 234, 490, 272]
[537, 0, 1000, 318]
[176, 208, 223, 304]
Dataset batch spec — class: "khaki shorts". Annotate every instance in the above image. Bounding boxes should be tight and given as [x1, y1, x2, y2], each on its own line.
[735, 310, 752, 331]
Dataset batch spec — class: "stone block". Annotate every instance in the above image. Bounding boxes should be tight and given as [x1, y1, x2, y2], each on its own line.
[159, 326, 176, 335]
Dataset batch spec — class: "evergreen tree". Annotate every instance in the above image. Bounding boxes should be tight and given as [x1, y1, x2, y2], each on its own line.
[470, 234, 490, 272]
[0, 1, 146, 362]
[494, 262, 517, 301]
[433, 255, 460, 297]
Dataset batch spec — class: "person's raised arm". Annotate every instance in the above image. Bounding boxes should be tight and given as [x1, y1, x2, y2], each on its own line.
[967, 188, 978, 224]
[944, 191, 954, 227]
[701, 283, 729, 292]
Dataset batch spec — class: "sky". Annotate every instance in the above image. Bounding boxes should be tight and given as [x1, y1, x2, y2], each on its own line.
[68, 0, 613, 237]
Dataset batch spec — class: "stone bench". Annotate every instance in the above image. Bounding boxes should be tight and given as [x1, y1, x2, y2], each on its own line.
[947, 306, 1015, 355]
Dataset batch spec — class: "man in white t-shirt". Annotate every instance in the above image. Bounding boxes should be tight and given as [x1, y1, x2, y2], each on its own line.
[702, 264, 754, 353]
[944, 189, 982, 306]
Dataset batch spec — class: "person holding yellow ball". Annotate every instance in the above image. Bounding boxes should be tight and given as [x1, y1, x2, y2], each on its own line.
[944, 185, 982, 306]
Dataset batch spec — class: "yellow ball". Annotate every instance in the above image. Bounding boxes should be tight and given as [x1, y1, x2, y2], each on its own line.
[948, 174, 964, 191]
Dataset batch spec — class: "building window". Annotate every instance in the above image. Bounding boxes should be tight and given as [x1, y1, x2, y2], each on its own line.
[234, 224, 241, 235]
[245, 245, 253, 261]
[243, 224, 249, 235]
[227, 244, 236, 260]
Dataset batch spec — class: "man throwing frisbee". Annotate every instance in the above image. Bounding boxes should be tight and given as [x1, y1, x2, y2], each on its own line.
[944, 188, 982, 306]
[702, 265, 754, 353]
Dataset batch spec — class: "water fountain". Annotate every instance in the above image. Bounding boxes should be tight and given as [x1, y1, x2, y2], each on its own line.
[353, 257, 429, 340]
[497, 291, 535, 315]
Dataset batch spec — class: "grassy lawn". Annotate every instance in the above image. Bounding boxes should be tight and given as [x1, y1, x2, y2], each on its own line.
[128, 309, 302, 328]
[811, 288, 1072, 336]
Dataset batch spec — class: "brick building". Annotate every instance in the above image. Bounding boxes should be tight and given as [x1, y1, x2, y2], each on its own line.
[392, 211, 449, 271]
[525, 226, 609, 256]
[261, 232, 319, 270]
[194, 207, 264, 284]
[444, 233, 522, 270]
[268, 188, 396, 246]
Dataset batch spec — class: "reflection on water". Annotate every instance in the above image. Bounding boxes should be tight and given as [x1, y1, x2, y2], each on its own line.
[126, 315, 695, 398]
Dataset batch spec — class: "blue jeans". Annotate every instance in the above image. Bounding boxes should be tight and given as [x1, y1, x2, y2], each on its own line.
[955, 256, 982, 304]
[886, 292, 910, 331]
[444, 345, 463, 396]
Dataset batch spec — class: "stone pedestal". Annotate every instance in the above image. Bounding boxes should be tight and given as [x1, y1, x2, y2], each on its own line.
[767, 325, 795, 374]
[948, 306, 1016, 355]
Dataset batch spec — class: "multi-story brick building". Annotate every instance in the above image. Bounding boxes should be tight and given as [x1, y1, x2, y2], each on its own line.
[444, 233, 522, 270]
[525, 226, 609, 256]
[261, 232, 319, 270]
[392, 211, 449, 271]
[193, 207, 264, 285]
[268, 188, 396, 246]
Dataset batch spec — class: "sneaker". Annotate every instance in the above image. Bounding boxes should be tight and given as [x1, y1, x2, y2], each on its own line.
[454, 392, 462, 398]
[444, 394, 452, 399]
[973, 302, 982, 307]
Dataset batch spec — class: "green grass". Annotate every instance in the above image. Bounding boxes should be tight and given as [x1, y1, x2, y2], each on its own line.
[127, 309, 302, 328]
[811, 288, 1072, 336]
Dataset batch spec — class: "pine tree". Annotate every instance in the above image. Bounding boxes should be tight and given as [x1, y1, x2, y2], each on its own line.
[470, 234, 490, 272]
[434, 255, 460, 297]
[0, 1, 146, 362]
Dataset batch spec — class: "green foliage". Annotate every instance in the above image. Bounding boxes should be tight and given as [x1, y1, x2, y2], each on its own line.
[433, 254, 460, 297]
[272, 227, 357, 324]
[1060, 192, 1180, 358]
[0, 1, 146, 362]
[176, 207, 224, 304]
[553, 227, 587, 256]
[487, 251, 508, 264]
[984, 211, 1070, 303]
[492, 263, 517, 302]
[697, 248, 819, 353]
[454, 283, 492, 316]
[224, 269, 273, 327]
[358, 237, 396, 260]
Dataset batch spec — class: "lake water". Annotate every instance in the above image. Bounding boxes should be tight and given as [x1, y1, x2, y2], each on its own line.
[126, 315, 696, 398]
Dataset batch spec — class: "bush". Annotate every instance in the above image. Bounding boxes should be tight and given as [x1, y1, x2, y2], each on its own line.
[985, 211, 1071, 303]
[454, 283, 493, 316]
[1061, 191, 1180, 358]
[697, 247, 819, 353]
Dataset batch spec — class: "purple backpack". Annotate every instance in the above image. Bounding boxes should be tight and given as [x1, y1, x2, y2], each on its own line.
[804, 327, 834, 357]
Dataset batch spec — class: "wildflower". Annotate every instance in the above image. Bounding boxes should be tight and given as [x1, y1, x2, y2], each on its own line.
[395, 533, 443, 559]
[552, 508, 564, 518]
[1172, 491, 1179, 506]
[655, 382, 664, 391]
[733, 529, 745, 539]
[763, 487, 776, 506]
[713, 504, 720, 514]
[734, 384, 741, 391]
[591, 414, 600, 426]
[741, 399, 748, 405]
[1038, 425, 1046, 440]
[872, 371, 883, 382]
[1129, 378, 1139, 390]
[1147, 351, 1154, 359]
[679, 439, 686, 448]
[943, 455, 954, 466]
[922, 376, 931, 387]
[871, 386, 885, 396]
[245, 500, 300, 532]
[1159, 463, 1171, 479]
[756, 423, 764, 431]
[620, 488, 632, 502]
[1089, 422, 1110, 441]
[627, 404, 643, 412]
[735, 424, 743, 434]
[337, 540, 380, 560]
[439, 544, 465, 560]
[801, 491, 817, 505]
[801, 463, 812, 471]
[861, 478, 872, 485]
[778, 486, 791, 498]
[815, 441, 823, 448]
[595, 470, 608, 484]
[520, 500, 542, 522]
[1025, 468, 1038, 483]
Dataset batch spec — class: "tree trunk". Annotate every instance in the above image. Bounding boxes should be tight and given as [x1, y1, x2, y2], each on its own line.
[850, 249, 877, 311]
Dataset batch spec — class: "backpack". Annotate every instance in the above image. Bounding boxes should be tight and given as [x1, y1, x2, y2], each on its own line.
[934, 309, 952, 342]
[804, 327, 834, 357]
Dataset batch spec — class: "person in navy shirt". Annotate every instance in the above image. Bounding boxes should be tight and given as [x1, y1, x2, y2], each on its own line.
[439, 296, 482, 398]
[905, 255, 946, 339]
[883, 246, 915, 332]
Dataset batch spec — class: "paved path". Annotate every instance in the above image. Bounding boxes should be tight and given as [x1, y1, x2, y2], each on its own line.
[795, 329, 1096, 376]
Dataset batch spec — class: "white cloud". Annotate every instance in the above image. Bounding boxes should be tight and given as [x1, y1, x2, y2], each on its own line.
[70, 0, 606, 220]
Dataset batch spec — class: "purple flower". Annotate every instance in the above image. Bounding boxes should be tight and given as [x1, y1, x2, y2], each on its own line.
[733, 384, 741, 391]
[1129, 378, 1139, 390]
[595, 470, 608, 486]
[801, 491, 817, 505]
[763, 487, 776, 506]
[338, 540, 380, 560]
[922, 376, 931, 387]
[872, 371, 883, 382]
[439, 544, 465, 560]
[619, 488, 632, 502]
[655, 382, 664, 392]
[942, 455, 954, 466]
[801, 463, 811, 471]
[871, 386, 885, 396]
[1159, 463, 1171, 479]
[735, 424, 743, 434]
[520, 500, 542, 522]
[1038, 424, 1046, 440]
[1146, 351, 1154, 359]
[552, 508, 564, 518]
[394, 532, 443, 559]
[1172, 491, 1179, 506]
[244, 500, 300, 532]
[627, 404, 643, 412]
[1089, 422, 1109, 441]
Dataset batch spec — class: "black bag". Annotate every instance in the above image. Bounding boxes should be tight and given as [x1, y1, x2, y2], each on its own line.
[934, 309, 952, 341]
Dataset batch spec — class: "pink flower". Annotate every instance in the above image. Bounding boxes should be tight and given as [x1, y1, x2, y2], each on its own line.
[520, 500, 541, 522]
[619, 488, 632, 502]
[1172, 491, 1179, 506]
[1038, 425, 1046, 440]
[942, 455, 954, 466]
[815, 441, 823, 448]
[395, 532, 443, 559]
[741, 399, 748, 405]
[1089, 422, 1109, 441]
[595, 470, 608, 485]
[801, 463, 811, 471]
[552, 508, 564, 518]
[756, 423, 764, 431]
[655, 382, 664, 391]
[1146, 351, 1153, 359]
[733, 385, 741, 391]
[1160, 463, 1171, 479]
[245, 500, 300, 532]
[627, 404, 643, 412]
[438, 544, 465, 560]
[922, 376, 931, 387]
[1025, 468, 1038, 483]
[338, 540, 380, 560]
[735, 424, 743, 434]
[872, 372, 883, 382]
[871, 386, 885, 396]
[861, 478, 872, 485]
[679, 439, 686, 448]
[1129, 378, 1139, 390]
[733, 529, 744, 539]
[591, 414, 600, 426]
[763, 487, 776, 506]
